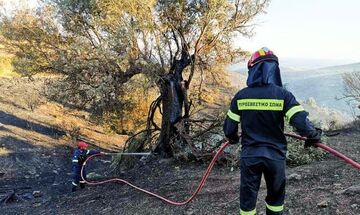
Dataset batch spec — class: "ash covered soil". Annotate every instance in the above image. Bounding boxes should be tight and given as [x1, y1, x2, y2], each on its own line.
[0, 77, 359, 215]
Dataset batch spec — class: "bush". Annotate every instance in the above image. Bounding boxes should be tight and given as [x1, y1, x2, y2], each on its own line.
[110, 131, 150, 171]
[286, 138, 326, 166]
[285, 123, 326, 166]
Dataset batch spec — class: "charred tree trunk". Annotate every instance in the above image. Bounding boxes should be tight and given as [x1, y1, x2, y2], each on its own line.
[154, 74, 185, 157]
[153, 51, 193, 157]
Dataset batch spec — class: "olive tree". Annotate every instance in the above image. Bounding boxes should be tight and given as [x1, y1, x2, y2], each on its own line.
[0, 0, 269, 157]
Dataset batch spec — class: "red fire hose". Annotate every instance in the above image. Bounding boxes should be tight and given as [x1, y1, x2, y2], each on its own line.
[81, 141, 229, 206]
[81, 134, 360, 206]
[284, 132, 360, 170]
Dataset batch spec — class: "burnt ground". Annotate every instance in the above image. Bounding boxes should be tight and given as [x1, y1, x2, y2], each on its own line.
[0, 77, 360, 215]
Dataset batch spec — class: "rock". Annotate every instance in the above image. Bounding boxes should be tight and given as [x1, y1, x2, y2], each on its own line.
[316, 186, 327, 190]
[159, 158, 172, 164]
[87, 172, 101, 179]
[185, 208, 194, 215]
[32, 191, 42, 198]
[52, 170, 58, 174]
[317, 200, 328, 208]
[139, 156, 148, 163]
[210, 134, 223, 142]
[333, 190, 344, 195]
[287, 173, 301, 181]
[33, 202, 42, 207]
[351, 204, 358, 208]
[29, 170, 37, 175]
[99, 159, 111, 164]
[22, 193, 34, 200]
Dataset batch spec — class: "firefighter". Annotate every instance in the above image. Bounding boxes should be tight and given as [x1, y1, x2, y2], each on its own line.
[223, 47, 322, 215]
[71, 141, 100, 192]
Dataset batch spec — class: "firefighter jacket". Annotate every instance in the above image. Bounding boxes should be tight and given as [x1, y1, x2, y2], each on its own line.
[72, 149, 99, 176]
[223, 61, 317, 160]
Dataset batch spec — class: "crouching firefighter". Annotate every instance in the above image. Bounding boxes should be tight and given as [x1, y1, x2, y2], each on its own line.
[223, 47, 322, 215]
[71, 141, 100, 192]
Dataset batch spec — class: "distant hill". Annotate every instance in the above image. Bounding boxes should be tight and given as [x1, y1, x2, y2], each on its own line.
[293, 62, 360, 77]
[282, 62, 360, 116]
[313, 62, 360, 72]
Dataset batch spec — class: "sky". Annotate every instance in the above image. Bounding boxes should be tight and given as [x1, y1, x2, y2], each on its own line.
[237, 0, 360, 68]
[0, 0, 37, 10]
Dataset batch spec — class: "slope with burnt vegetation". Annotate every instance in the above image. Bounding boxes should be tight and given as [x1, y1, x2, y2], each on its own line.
[1, 77, 359, 214]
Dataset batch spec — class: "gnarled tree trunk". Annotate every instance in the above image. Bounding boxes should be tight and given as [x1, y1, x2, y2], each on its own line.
[154, 73, 186, 157]
[153, 51, 193, 157]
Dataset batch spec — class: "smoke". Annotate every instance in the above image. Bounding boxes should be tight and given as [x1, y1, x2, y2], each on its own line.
[302, 97, 353, 130]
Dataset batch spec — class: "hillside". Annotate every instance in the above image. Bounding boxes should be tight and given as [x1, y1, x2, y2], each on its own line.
[1, 77, 360, 214]
[307, 62, 360, 76]
[282, 63, 360, 116]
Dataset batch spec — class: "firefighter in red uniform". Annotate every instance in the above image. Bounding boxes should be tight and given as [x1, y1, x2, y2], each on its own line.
[223, 47, 322, 215]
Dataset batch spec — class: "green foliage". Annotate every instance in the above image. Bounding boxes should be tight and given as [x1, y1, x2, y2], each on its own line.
[0, 0, 269, 136]
[101, 74, 160, 134]
[1, 1, 159, 116]
[285, 123, 326, 166]
[286, 138, 326, 166]
[110, 131, 149, 170]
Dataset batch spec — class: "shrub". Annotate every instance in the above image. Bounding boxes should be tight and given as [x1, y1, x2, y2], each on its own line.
[110, 131, 150, 171]
[286, 138, 326, 166]
[285, 123, 326, 166]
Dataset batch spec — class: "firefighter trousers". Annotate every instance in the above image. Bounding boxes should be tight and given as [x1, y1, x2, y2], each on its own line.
[240, 157, 285, 215]
[72, 166, 86, 191]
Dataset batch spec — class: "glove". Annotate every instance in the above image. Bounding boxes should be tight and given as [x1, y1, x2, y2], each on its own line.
[305, 128, 322, 148]
[225, 136, 239, 145]
[78, 154, 87, 164]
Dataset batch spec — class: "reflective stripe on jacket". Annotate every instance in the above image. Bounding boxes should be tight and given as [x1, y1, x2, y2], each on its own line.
[224, 61, 317, 160]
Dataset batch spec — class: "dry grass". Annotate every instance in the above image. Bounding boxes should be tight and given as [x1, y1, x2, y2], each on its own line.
[0, 77, 128, 151]
[0, 55, 19, 78]
[0, 147, 12, 155]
